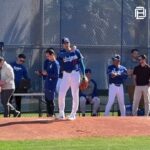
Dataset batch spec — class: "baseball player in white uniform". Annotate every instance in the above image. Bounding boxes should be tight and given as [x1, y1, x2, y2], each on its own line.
[57, 37, 85, 120]
[104, 54, 128, 116]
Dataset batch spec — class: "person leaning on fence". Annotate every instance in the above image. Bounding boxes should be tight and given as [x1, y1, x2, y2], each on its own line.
[0, 57, 20, 117]
[104, 54, 128, 116]
[79, 68, 100, 116]
[10, 54, 30, 117]
[132, 54, 150, 116]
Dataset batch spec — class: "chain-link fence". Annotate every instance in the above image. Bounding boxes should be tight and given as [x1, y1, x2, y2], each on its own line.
[0, 0, 149, 113]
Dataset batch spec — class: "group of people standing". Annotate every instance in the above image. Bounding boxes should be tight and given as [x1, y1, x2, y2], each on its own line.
[36, 37, 86, 120]
[105, 49, 150, 116]
[41, 38, 150, 119]
[0, 38, 150, 119]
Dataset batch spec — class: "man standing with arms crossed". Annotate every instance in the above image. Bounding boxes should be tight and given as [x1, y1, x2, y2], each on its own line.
[132, 55, 150, 116]
[105, 54, 128, 116]
[57, 37, 86, 120]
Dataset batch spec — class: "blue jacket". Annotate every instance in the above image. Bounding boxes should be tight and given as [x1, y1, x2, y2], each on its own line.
[44, 60, 59, 91]
[107, 65, 128, 85]
[57, 49, 85, 76]
[79, 79, 97, 98]
[10, 61, 29, 86]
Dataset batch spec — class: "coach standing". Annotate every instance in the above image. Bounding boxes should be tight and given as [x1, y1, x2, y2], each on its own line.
[105, 54, 128, 116]
[132, 55, 150, 116]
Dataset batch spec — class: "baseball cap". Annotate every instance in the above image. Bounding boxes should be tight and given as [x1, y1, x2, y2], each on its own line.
[62, 37, 70, 44]
[138, 54, 147, 60]
[85, 68, 92, 73]
[112, 54, 121, 61]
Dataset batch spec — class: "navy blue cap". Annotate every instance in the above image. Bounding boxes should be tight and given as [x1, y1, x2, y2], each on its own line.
[62, 37, 70, 44]
[85, 68, 92, 73]
[112, 54, 121, 61]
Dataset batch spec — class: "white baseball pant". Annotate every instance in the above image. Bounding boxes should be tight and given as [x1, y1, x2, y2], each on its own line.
[132, 85, 150, 116]
[79, 96, 100, 115]
[58, 71, 80, 116]
[104, 84, 126, 116]
[56, 78, 62, 94]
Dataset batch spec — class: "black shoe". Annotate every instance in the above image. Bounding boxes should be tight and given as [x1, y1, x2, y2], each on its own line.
[82, 114, 85, 117]
[47, 114, 54, 117]
[92, 114, 97, 117]
[14, 110, 20, 117]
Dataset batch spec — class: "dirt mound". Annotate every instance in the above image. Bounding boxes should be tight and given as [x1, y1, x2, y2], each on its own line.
[0, 117, 150, 141]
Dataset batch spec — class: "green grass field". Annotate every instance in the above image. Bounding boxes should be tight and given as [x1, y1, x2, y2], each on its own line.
[0, 137, 150, 150]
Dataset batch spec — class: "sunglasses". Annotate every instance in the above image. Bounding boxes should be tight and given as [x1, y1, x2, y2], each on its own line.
[20, 59, 25, 63]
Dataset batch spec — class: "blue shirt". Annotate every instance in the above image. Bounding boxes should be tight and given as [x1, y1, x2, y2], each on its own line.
[80, 79, 98, 98]
[44, 59, 50, 70]
[57, 49, 85, 75]
[10, 61, 29, 86]
[107, 65, 128, 85]
[44, 60, 59, 91]
[43, 59, 60, 80]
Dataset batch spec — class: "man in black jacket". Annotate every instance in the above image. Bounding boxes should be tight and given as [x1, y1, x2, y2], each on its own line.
[132, 54, 150, 116]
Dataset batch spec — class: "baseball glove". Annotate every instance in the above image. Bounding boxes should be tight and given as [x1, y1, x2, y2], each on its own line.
[79, 77, 89, 91]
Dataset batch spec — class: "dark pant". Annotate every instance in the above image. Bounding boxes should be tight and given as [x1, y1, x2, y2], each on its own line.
[1, 89, 17, 117]
[46, 99, 55, 116]
[45, 89, 55, 116]
[10, 87, 23, 117]
[15, 96, 21, 112]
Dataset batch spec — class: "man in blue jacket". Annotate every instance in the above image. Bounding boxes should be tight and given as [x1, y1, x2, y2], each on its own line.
[10, 54, 29, 116]
[41, 48, 59, 117]
[79, 68, 100, 116]
[105, 54, 128, 116]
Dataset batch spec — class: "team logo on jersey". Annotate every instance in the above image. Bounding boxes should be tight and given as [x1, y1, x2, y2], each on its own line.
[63, 55, 78, 62]
[49, 64, 52, 69]
[14, 66, 22, 71]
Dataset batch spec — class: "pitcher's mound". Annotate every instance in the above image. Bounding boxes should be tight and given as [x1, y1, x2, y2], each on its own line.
[0, 117, 150, 140]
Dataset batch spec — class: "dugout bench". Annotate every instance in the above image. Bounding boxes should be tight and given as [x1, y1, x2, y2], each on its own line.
[78, 89, 119, 116]
[13, 90, 119, 117]
[13, 93, 45, 117]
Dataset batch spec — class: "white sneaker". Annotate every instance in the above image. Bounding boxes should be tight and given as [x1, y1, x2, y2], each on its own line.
[67, 114, 76, 121]
[56, 113, 65, 120]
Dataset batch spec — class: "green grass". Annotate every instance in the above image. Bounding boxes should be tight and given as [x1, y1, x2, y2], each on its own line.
[0, 137, 150, 150]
